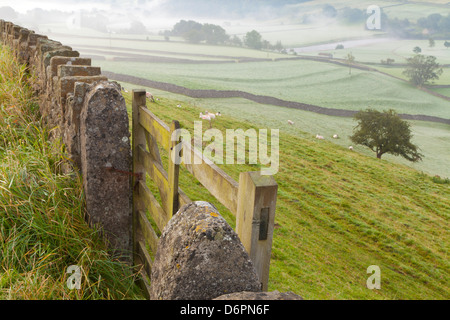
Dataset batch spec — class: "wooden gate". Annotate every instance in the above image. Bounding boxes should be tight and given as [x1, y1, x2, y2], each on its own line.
[131, 89, 278, 298]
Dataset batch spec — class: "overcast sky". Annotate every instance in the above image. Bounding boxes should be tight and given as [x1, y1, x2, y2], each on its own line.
[0, 0, 166, 13]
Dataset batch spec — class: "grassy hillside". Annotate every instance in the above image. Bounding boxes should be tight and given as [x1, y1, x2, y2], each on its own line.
[0, 45, 142, 299]
[84, 34, 448, 179]
[0, 41, 448, 299]
[114, 80, 450, 179]
[121, 89, 450, 300]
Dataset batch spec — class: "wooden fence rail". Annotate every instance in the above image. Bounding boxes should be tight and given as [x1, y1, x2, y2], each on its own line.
[131, 89, 278, 298]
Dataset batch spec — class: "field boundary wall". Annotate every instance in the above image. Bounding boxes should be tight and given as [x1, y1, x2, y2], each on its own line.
[0, 20, 132, 259]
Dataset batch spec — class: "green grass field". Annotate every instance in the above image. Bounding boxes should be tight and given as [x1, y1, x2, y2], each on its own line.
[120, 90, 450, 300]
[319, 40, 450, 65]
[117, 83, 450, 179]
[376, 65, 450, 86]
[50, 32, 290, 61]
[95, 58, 450, 119]
[432, 87, 450, 98]
[322, 40, 450, 88]
[71, 31, 449, 183]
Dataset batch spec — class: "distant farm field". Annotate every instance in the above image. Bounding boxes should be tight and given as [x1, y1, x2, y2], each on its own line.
[376, 66, 450, 86]
[51, 33, 290, 61]
[76, 34, 449, 179]
[316, 40, 450, 65]
[116, 84, 450, 179]
[94, 58, 450, 119]
[433, 87, 450, 98]
[48, 12, 450, 179]
[382, 2, 450, 21]
[225, 22, 385, 47]
[292, 39, 450, 90]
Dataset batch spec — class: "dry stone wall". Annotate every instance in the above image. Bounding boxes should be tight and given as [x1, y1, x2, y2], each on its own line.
[0, 20, 132, 260]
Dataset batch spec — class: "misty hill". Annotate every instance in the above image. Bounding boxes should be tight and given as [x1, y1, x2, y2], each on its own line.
[159, 0, 312, 18]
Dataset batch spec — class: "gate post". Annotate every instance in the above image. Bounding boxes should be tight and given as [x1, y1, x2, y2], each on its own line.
[236, 171, 278, 291]
[132, 90, 148, 265]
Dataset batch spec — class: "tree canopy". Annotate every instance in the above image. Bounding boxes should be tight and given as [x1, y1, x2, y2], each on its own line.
[350, 109, 423, 162]
[244, 30, 263, 50]
[403, 54, 443, 87]
[170, 20, 229, 44]
[202, 24, 229, 45]
[166, 20, 283, 51]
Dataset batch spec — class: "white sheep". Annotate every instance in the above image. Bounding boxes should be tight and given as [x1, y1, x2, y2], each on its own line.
[200, 112, 213, 128]
[316, 134, 324, 140]
[349, 146, 354, 151]
[199, 112, 210, 120]
[216, 112, 222, 116]
[288, 120, 294, 125]
[333, 134, 339, 139]
[146, 92, 155, 102]
[177, 104, 182, 108]
[204, 111, 215, 120]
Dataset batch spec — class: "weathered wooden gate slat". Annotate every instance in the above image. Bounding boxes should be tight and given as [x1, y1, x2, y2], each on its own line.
[138, 106, 170, 150]
[136, 210, 159, 254]
[137, 240, 153, 275]
[138, 180, 169, 232]
[181, 141, 239, 214]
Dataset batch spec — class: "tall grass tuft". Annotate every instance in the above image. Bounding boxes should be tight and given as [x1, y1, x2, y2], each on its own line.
[0, 44, 142, 299]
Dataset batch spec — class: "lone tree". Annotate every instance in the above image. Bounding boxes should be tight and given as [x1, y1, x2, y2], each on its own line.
[346, 52, 355, 75]
[403, 54, 443, 87]
[244, 30, 263, 50]
[350, 109, 423, 162]
[429, 38, 435, 48]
